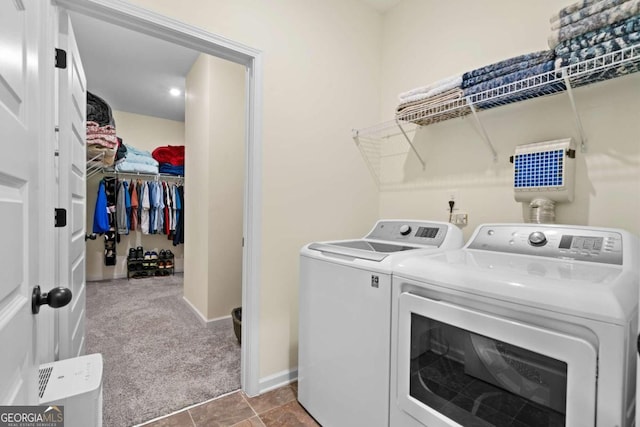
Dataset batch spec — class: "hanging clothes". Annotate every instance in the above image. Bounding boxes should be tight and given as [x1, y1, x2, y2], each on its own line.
[141, 182, 150, 235]
[124, 181, 131, 232]
[93, 180, 110, 233]
[173, 185, 184, 246]
[116, 180, 128, 235]
[129, 180, 139, 231]
[148, 181, 156, 234]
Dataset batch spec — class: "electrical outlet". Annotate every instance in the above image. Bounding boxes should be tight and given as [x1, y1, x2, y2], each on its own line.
[452, 213, 468, 226]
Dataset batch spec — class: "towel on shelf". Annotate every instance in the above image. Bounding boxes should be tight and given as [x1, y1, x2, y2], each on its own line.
[158, 163, 184, 176]
[123, 145, 159, 166]
[396, 88, 470, 126]
[550, 0, 601, 22]
[568, 55, 640, 86]
[111, 143, 160, 174]
[551, 0, 630, 30]
[548, 0, 640, 48]
[462, 51, 555, 89]
[397, 74, 462, 103]
[464, 61, 558, 96]
[464, 61, 564, 110]
[554, 14, 640, 54]
[555, 32, 640, 67]
[114, 161, 160, 175]
[463, 51, 553, 80]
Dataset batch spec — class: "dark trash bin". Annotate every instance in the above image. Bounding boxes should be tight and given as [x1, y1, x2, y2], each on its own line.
[232, 307, 242, 344]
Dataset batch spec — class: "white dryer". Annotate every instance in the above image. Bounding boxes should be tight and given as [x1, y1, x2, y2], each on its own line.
[298, 220, 463, 427]
[390, 224, 639, 427]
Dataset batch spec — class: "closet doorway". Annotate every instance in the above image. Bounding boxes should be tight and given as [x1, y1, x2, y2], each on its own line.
[58, 0, 261, 422]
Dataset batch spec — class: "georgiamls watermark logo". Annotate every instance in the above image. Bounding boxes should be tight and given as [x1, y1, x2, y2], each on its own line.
[0, 406, 64, 427]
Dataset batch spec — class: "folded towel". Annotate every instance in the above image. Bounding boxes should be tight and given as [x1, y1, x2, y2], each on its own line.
[550, 0, 601, 23]
[463, 51, 553, 81]
[464, 61, 557, 97]
[474, 82, 567, 110]
[123, 152, 160, 167]
[398, 74, 462, 102]
[551, 0, 630, 30]
[462, 51, 555, 89]
[554, 14, 640, 55]
[124, 144, 154, 159]
[396, 89, 470, 126]
[548, 0, 640, 48]
[114, 161, 160, 175]
[396, 88, 464, 113]
[555, 32, 640, 67]
[569, 55, 640, 87]
[159, 163, 184, 176]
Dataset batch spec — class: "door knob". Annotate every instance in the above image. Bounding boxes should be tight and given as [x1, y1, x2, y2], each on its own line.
[85, 233, 97, 241]
[31, 286, 72, 314]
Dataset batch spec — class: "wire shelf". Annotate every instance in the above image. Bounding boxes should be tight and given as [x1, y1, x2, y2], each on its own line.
[353, 43, 640, 186]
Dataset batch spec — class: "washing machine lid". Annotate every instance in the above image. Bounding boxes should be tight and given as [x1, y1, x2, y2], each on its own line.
[302, 219, 464, 263]
[395, 248, 637, 325]
[308, 240, 420, 262]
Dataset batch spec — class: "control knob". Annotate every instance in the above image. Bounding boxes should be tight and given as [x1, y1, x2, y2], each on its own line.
[399, 225, 412, 236]
[528, 231, 547, 247]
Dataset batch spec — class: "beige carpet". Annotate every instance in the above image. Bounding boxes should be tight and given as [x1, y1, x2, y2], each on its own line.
[85, 274, 241, 427]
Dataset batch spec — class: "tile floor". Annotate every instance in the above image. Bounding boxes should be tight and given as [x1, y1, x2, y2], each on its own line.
[139, 382, 320, 427]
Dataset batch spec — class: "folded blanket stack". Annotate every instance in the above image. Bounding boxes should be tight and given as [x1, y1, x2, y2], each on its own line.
[395, 74, 469, 125]
[462, 50, 563, 110]
[114, 144, 159, 175]
[86, 91, 118, 167]
[152, 145, 185, 176]
[550, 0, 640, 86]
[87, 121, 118, 166]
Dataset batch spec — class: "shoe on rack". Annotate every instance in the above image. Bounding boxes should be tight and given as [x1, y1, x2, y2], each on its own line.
[128, 248, 136, 260]
[158, 260, 165, 269]
[143, 252, 151, 269]
[150, 251, 158, 260]
[159, 249, 166, 260]
[136, 246, 144, 260]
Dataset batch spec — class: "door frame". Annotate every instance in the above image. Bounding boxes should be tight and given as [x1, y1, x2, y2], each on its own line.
[53, 0, 263, 397]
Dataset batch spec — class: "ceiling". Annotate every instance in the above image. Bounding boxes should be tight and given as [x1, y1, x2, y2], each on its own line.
[70, 12, 199, 122]
[69, 0, 402, 123]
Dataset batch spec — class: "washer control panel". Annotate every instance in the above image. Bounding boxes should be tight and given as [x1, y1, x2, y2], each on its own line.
[467, 225, 623, 265]
[366, 220, 448, 247]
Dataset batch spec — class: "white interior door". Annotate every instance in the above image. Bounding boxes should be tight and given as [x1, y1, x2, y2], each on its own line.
[56, 10, 88, 359]
[0, 0, 46, 404]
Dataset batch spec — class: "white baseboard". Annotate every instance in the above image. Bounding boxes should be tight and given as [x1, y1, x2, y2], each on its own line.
[258, 368, 298, 394]
[181, 296, 232, 328]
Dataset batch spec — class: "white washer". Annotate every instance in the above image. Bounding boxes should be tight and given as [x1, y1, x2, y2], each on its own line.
[390, 223, 639, 427]
[298, 220, 463, 427]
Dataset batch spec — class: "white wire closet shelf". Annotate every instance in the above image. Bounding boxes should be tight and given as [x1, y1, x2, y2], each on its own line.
[353, 43, 640, 186]
[99, 169, 183, 181]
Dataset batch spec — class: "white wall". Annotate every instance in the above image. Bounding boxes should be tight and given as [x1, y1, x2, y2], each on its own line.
[207, 56, 245, 320]
[184, 53, 245, 321]
[379, 0, 640, 240]
[130, 0, 382, 379]
[86, 110, 185, 281]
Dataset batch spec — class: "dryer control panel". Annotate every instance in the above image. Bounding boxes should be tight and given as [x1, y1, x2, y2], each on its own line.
[467, 225, 623, 265]
[366, 220, 450, 247]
